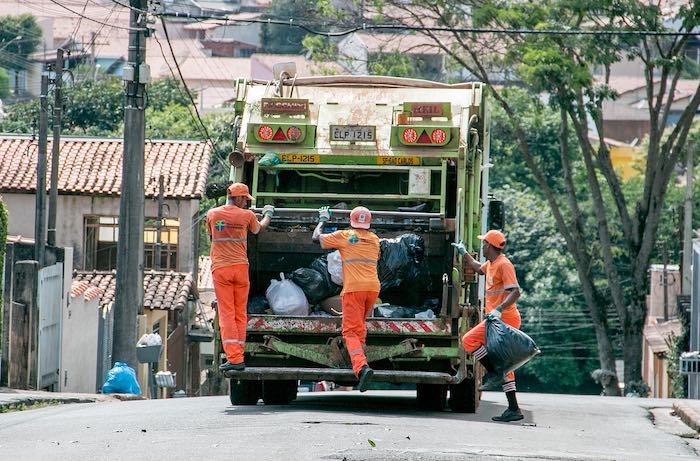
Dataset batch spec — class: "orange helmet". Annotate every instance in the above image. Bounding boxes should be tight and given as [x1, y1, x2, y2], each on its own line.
[350, 206, 371, 229]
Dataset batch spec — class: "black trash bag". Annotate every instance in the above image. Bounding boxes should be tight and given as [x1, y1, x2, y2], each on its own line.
[485, 317, 540, 375]
[378, 233, 425, 294]
[310, 255, 341, 297]
[247, 296, 269, 314]
[289, 267, 335, 303]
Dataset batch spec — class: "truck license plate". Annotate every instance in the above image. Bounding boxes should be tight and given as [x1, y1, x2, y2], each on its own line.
[330, 125, 376, 142]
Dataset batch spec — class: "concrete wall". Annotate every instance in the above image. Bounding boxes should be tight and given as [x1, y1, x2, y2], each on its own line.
[2, 192, 201, 273]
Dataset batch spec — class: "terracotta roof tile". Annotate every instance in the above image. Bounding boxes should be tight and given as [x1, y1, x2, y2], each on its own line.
[72, 270, 194, 311]
[0, 136, 211, 199]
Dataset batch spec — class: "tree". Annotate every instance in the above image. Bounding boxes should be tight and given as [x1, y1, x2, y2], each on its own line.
[262, 0, 342, 54]
[377, 0, 700, 395]
[0, 68, 9, 100]
[63, 77, 124, 135]
[0, 15, 42, 93]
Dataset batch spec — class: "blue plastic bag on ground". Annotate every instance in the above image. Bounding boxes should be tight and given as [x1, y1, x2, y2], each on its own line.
[102, 362, 142, 395]
[485, 317, 540, 376]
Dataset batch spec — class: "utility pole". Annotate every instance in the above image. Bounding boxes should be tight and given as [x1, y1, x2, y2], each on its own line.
[34, 74, 49, 266]
[662, 242, 669, 321]
[682, 142, 694, 296]
[155, 175, 164, 270]
[48, 48, 64, 247]
[113, 0, 150, 368]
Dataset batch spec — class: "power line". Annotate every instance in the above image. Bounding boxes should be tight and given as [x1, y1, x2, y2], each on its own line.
[45, 0, 145, 31]
[154, 17, 232, 176]
[156, 11, 700, 38]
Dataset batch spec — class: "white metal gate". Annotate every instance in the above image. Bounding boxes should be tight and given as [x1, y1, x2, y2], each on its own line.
[37, 263, 63, 390]
[690, 241, 700, 399]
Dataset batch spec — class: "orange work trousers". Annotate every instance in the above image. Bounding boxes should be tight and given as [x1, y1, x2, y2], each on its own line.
[213, 264, 250, 364]
[342, 291, 378, 376]
[462, 307, 521, 382]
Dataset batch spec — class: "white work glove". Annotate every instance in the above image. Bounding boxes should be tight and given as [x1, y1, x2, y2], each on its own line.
[318, 206, 331, 223]
[451, 240, 467, 256]
[262, 205, 275, 218]
[487, 309, 502, 321]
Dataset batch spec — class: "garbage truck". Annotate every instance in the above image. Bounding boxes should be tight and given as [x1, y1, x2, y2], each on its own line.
[214, 71, 499, 412]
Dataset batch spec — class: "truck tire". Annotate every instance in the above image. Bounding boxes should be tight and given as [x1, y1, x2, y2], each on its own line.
[262, 380, 298, 405]
[416, 383, 447, 411]
[449, 373, 479, 413]
[229, 379, 262, 406]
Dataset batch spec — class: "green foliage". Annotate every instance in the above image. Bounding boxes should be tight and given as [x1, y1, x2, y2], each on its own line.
[63, 78, 124, 134]
[148, 78, 191, 112]
[496, 185, 601, 394]
[0, 67, 9, 99]
[146, 103, 199, 139]
[488, 87, 569, 193]
[368, 52, 419, 78]
[262, 0, 343, 54]
[0, 14, 42, 71]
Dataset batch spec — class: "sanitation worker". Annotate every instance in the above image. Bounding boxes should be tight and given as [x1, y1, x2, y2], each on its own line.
[453, 230, 523, 422]
[312, 206, 379, 392]
[207, 183, 274, 373]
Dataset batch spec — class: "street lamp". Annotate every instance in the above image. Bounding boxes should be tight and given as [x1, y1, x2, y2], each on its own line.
[0, 35, 23, 52]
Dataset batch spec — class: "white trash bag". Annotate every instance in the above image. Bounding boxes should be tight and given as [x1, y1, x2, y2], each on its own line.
[137, 333, 162, 346]
[327, 250, 344, 286]
[266, 273, 309, 316]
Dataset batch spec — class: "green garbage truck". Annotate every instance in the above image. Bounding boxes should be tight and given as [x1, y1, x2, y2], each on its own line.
[215, 73, 497, 412]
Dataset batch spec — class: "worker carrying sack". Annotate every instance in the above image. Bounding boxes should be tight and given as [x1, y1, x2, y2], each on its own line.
[266, 273, 310, 316]
[485, 317, 540, 375]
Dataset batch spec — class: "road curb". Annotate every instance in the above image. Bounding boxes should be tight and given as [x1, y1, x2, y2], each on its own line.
[673, 401, 700, 432]
[0, 396, 98, 413]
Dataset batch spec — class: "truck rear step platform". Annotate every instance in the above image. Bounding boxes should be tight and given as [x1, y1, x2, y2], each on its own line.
[223, 367, 461, 384]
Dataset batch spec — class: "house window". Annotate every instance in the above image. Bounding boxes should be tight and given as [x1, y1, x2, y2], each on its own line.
[84, 216, 179, 271]
[84, 216, 119, 270]
[144, 218, 179, 270]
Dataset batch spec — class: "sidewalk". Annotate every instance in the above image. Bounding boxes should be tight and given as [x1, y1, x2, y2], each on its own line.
[0, 387, 120, 413]
[673, 400, 700, 432]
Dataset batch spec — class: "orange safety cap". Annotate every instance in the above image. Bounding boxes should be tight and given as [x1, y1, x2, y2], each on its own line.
[227, 182, 254, 200]
[477, 229, 506, 249]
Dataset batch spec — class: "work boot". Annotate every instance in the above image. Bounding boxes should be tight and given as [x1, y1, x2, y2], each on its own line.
[492, 408, 524, 422]
[478, 372, 504, 391]
[357, 365, 374, 392]
[219, 361, 245, 373]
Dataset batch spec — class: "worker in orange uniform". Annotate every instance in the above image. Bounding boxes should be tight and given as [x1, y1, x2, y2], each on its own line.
[453, 230, 523, 422]
[207, 183, 274, 373]
[312, 206, 379, 392]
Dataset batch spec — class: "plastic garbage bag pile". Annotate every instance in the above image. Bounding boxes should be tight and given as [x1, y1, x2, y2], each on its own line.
[255, 233, 433, 319]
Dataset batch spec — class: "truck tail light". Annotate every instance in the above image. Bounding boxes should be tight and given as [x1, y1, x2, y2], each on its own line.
[431, 129, 447, 144]
[402, 128, 418, 143]
[286, 126, 302, 141]
[417, 131, 431, 144]
[272, 128, 287, 141]
[258, 125, 273, 141]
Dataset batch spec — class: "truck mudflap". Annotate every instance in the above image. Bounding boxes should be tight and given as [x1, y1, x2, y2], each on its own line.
[247, 315, 452, 336]
[223, 366, 467, 385]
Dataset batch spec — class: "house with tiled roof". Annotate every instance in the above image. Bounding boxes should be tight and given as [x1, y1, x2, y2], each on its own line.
[0, 135, 210, 274]
[71, 269, 201, 397]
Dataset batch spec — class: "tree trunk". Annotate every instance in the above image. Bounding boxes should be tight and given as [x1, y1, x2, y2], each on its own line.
[594, 322, 621, 396]
[623, 291, 647, 392]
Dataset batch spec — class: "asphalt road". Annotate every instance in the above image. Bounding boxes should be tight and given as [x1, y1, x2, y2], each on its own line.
[0, 390, 698, 460]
